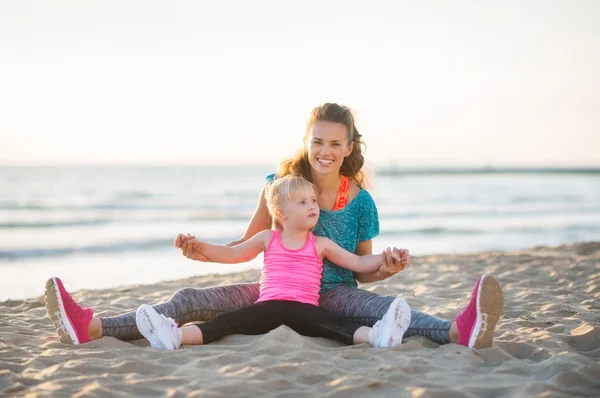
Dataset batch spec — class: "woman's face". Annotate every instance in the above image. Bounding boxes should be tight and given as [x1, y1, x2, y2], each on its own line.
[306, 121, 354, 177]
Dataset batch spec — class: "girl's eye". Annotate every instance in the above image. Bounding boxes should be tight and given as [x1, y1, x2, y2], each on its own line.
[299, 200, 305, 205]
[312, 198, 317, 203]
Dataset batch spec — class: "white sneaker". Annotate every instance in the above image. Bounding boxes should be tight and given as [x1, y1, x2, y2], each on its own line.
[136, 304, 182, 350]
[369, 298, 411, 348]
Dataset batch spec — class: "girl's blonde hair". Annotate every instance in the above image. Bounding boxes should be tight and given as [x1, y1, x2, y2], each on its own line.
[266, 175, 315, 230]
[277, 102, 369, 188]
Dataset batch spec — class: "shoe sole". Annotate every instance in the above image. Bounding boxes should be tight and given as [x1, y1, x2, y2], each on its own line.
[391, 299, 411, 347]
[469, 274, 504, 349]
[136, 304, 173, 350]
[377, 298, 411, 347]
[44, 277, 80, 345]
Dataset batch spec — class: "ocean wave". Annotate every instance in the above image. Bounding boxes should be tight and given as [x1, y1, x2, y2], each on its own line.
[379, 207, 600, 220]
[0, 234, 239, 261]
[0, 213, 252, 229]
[379, 224, 600, 236]
[0, 219, 112, 229]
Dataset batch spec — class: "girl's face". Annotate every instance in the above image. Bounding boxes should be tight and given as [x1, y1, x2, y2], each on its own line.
[306, 121, 354, 177]
[280, 187, 320, 230]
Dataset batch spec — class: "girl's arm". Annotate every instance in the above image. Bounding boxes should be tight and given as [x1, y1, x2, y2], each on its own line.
[354, 242, 407, 283]
[353, 240, 382, 282]
[189, 230, 271, 264]
[226, 182, 272, 247]
[317, 237, 393, 273]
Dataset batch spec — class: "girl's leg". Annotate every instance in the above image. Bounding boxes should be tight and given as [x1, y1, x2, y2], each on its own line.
[287, 299, 411, 347]
[44, 277, 259, 344]
[136, 301, 289, 349]
[136, 299, 412, 349]
[102, 284, 260, 340]
[197, 301, 289, 344]
[319, 285, 452, 345]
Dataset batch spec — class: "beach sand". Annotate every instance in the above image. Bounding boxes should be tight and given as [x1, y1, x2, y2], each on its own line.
[1, 242, 599, 397]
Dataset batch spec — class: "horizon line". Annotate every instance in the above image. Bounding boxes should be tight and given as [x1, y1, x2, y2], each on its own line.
[1, 164, 600, 172]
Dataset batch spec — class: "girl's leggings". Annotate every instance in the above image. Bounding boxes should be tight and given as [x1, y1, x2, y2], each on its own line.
[197, 299, 363, 345]
[101, 284, 452, 344]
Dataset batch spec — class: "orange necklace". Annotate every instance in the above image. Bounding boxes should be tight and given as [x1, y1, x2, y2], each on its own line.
[332, 176, 350, 211]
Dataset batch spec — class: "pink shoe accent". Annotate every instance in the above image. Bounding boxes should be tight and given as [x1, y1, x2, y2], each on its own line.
[455, 274, 504, 349]
[44, 277, 94, 345]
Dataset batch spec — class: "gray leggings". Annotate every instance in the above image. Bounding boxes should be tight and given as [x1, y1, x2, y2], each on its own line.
[101, 284, 452, 344]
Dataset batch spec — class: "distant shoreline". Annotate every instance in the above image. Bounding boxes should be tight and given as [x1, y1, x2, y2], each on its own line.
[1, 164, 600, 176]
[375, 166, 600, 176]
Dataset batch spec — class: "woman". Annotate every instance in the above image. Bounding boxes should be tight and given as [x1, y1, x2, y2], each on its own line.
[45, 102, 504, 349]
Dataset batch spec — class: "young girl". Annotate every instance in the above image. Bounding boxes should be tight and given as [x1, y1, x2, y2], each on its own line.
[135, 175, 412, 349]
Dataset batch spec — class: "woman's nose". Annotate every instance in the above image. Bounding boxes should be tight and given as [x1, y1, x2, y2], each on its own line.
[320, 145, 331, 155]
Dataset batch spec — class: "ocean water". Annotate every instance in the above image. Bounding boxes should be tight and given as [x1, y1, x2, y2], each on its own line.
[1, 165, 599, 300]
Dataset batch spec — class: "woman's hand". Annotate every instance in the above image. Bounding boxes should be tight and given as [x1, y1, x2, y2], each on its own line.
[175, 234, 210, 262]
[378, 247, 410, 279]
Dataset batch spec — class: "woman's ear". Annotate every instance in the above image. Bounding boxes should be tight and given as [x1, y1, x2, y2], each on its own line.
[345, 141, 355, 157]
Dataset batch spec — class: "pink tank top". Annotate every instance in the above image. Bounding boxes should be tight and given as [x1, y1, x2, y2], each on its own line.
[256, 230, 323, 306]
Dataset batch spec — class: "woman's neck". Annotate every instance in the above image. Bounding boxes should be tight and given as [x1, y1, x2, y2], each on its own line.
[311, 171, 342, 195]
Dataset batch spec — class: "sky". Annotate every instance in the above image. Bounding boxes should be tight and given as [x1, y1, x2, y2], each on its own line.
[0, 0, 599, 167]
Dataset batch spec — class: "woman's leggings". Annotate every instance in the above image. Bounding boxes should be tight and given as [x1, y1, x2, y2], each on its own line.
[197, 300, 362, 345]
[101, 284, 452, 344]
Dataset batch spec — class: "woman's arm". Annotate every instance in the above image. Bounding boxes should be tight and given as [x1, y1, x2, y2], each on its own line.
[186, 230, 271, 264]
[226, 182, 272, 247]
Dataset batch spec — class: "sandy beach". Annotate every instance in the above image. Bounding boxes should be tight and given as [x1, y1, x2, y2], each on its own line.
[1, 242, 599, 397]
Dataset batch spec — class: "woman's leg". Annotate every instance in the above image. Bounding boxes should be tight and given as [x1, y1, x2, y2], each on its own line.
[319, 275, 504, 348]
[44, 277, 259, 344]
[319, 285, 452, 345]
[102, 284, 260, 340]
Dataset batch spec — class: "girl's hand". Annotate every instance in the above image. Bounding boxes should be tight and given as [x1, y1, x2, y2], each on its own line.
[174, 234, 189, 249]
[177, 234, 210, 262]
[379, 247, 410, 279]
[175, 233, 197, 249]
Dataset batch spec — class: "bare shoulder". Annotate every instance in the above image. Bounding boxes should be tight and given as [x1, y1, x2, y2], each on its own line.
[260, 229, 273, 241]
[314, 236, 333, 256]
[255, 229, 274, 248]
[348, 181, 362, 201]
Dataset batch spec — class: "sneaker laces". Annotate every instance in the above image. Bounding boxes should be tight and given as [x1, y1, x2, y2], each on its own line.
[65, 299, 93, 322]
[160, 314, 179, 329]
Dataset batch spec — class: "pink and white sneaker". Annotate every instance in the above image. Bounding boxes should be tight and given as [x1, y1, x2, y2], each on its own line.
[44, 277, 94, 345]
[136, 304, 182, 350]
[455, 274, 504, 349]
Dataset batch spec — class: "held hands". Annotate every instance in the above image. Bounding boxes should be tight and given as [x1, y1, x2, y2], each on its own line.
[174, 233, 209, 262]
[379, 247, 410, 279]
